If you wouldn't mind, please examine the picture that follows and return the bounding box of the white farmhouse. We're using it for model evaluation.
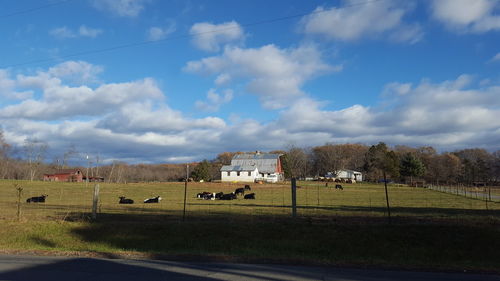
[334,169,363,182]
[221,152,284,183]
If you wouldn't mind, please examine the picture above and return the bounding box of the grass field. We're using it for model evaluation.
[1,180,499,272]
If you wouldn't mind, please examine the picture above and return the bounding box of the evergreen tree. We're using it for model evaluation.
[400,153,426,185]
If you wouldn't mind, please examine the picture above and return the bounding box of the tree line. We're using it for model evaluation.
[0,129,499,185]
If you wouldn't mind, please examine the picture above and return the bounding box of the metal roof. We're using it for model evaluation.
[230,153,281,174]
[221,165,258,172]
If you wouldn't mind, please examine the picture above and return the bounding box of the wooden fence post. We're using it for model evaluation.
[291,178,297,218]
[15,184,23,221]
[92,184,100,220]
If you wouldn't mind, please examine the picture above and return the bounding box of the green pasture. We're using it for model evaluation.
[0,180,498,222]
[1,180,500,272]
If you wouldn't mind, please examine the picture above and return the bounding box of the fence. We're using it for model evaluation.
[0,180,499,223]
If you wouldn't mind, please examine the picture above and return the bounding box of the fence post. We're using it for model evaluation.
[92,184,100,220]
[383,172,391,224]
[15,184,23,221]
[291,178,297,218]
[183,164,189,221]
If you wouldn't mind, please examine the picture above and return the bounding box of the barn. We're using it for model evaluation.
[221,152,283,183]
[43,169,84,182]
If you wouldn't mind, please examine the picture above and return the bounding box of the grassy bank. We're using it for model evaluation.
[0,217,499,272]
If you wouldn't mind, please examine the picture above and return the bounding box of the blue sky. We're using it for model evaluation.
[0,0,499,164]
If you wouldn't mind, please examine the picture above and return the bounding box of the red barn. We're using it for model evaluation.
[43,169,84,182]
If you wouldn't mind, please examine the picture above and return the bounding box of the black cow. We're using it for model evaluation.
[26,194,48,203]
[119,196,134,204]
[197,191,212,199]
[214,192,224,200]
[220,193,237,200]
[244,193,255,199]
[234,188,245,196]
[144,196,162,203]
[244,185,251,191]
[335,184,343,190]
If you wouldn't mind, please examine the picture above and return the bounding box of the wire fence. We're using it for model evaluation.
[0,180,499,223]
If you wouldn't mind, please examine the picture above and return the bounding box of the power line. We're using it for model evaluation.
[1,0,385,69]
[0,0,77,19]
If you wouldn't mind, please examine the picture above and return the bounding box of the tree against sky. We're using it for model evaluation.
[400,153,426,185]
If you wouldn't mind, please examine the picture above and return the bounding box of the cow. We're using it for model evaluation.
[335,184,343,190]
[214,192,224,200]
[244,193,255,199]
[144,196,162,203]
[118,196,134,204]
[234,188,245,196]
[220,193,237,200]
[26,194,48,203]
[197,192,212,199]
[244,185,251,191]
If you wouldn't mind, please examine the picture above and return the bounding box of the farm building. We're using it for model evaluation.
[221,152,284,183]
[333,169,363,182]
[43,169,84,182]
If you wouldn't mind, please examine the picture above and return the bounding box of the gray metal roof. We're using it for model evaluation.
[233,153,280,160]
[221,165,258,172]
[230,153,281,174]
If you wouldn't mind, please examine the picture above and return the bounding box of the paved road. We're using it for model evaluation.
[0,254,499,281]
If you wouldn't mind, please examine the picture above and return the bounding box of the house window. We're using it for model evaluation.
[227,172,230,176]
[268,173,271,176]
[237,171,240,176]
[248,171,251,176]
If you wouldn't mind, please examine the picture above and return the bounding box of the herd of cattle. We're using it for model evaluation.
[197,185,255,200]
[25,194,162,204]
[24,185,256,205]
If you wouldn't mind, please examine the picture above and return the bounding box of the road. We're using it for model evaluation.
[0,254,498,281]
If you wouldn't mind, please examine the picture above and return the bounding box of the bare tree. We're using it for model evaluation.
[23,138,48,181]
[0,129,11,179]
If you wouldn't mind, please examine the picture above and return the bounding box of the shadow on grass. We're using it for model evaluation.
[187,201,500,218]
[53,210,500,272]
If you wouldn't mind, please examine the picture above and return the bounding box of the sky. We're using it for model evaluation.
[0,0,499,165]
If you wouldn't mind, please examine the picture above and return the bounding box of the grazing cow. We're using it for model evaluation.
[144,196,162,203]
[220,193,237,200]
[244,185,251,191]
[118,196,134,204]
[244,193,255,199]
[26,194,48,203]
[214,192,224,200]
[234,188,245,196]
[335,184,343,190]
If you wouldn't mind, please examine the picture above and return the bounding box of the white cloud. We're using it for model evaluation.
[50,25,103,39]
[50,27,76,39]
[431,0,500,33]
[300,0,422,43]
[0,70,33,100]
[78,25,103,38]
[190,21,244,52]
[91,0,149,17]
[383,82,412,96]
[147,22,176,41]
[2,62,499,164]
[185,44,337,109]
[195,88,233,112]
[491,52,500,62]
